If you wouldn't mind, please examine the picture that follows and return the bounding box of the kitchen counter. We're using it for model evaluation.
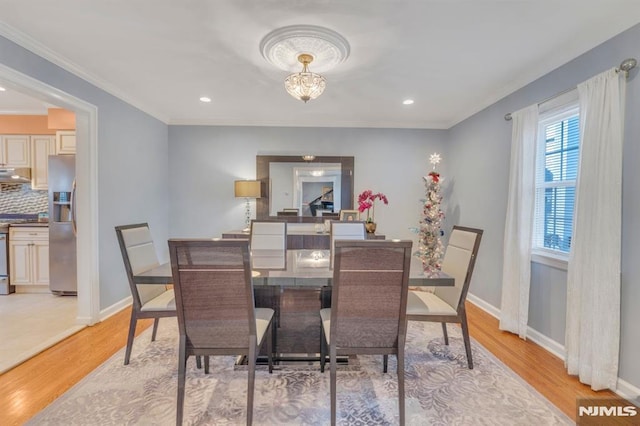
[9,222,49,227]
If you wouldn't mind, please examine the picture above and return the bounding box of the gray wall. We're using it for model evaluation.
[167,126,448,243]
[447,23,640,390]
[0,35,170,309]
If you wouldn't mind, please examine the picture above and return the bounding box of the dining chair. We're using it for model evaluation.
[320,239,413,426]
[250,220,287,269]
[168,238,274,426]
[329,220,366,268]
[407,225,483,369]
[115,223,176,365]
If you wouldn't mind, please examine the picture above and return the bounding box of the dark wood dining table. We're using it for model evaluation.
[133,248,453,362]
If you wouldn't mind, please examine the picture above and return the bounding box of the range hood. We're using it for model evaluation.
[0,167,31,183]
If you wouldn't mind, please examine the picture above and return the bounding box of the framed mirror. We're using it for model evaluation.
[256,155,354,220]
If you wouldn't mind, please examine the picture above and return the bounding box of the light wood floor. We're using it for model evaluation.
[0,302,620,425]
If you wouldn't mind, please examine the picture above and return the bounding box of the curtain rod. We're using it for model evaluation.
[504,57,637,121]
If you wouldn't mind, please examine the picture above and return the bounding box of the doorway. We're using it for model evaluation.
[0,63,99,370]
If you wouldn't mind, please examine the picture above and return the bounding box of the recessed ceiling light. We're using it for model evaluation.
[199,96,211,103]
[0,87,6,92]
[402,99,414,105]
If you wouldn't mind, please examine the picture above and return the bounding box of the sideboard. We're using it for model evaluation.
[222,225,384,250]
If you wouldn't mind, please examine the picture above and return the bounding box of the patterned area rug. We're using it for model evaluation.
[28,319,571,425]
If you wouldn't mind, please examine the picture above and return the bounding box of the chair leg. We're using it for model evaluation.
[196,356,202,369]
[151,317,160,342]
[204,356,210,374]
[383,355,388,373]
[460,311,473,369]
[272,315,278,363]
[248,338,257,426]
[124,311,137,365]
[330,345,337,426]
[320,326,327,373]
[176,336,187,426]
[441,322,449,345]
[267,321,274,374]
[397,350,405,426]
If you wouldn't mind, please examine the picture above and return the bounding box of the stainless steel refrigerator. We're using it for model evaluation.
[48,155,77,295]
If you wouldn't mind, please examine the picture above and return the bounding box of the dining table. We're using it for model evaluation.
[133,248,454,363]
[133,248,453,287]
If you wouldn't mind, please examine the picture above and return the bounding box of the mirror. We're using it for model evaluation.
[256,155,354,220]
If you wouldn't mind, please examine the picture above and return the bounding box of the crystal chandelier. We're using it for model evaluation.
[284,54,326,103]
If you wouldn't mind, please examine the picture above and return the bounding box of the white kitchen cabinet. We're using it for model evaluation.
[0,135,31,167]
[55,130,76,154]
[9,227,50,286]
[30,135,56,190]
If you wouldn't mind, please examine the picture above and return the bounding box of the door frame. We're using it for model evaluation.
[0,63,99,325]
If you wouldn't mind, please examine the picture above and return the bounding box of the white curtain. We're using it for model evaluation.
[565,68,625,391]
[499,105,538,339]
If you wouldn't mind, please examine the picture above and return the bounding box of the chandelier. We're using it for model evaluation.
[284,54,326,103]
[260,25,350,103]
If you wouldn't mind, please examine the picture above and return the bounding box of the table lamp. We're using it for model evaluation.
[234,180,261,231]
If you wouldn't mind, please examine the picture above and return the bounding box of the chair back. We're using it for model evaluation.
[250,220,287,251]
[250,220,287,269]
[331,240,413,349]
[168,239,257,350]
[115,223,166,310]
[330,221,366,268]
[434,226,483,313]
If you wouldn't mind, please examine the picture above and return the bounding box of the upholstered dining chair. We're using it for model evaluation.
[320,239,413,426]
[329,220,366,268]
[115,223,176,365]
[168,238,274,426]
[406,225,483,369]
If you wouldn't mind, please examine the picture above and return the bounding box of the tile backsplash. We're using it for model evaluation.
[0,183,48,214]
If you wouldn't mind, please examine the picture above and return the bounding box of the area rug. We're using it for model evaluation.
[28,318,571,425]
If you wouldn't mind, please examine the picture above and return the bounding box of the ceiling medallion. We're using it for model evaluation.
[260,25,350,102]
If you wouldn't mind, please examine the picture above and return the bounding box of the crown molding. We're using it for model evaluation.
[168,117,450,130]
[0,22,169,123]
[0,108,47,115]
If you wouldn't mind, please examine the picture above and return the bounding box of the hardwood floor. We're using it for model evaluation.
[0,302,620,425]
[0,309,154,426]
[464,302,620,420]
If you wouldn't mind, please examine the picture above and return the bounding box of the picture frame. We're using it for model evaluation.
[339,209,359,221]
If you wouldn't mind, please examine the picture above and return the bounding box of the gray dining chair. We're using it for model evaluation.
[329,220,366,268]
[320,239,413,426]
[250,220,287,269]
[407,225,483,369]
[115,223,176,365]
[168,238,274,426]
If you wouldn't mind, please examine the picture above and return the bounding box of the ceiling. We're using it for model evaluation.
[0,1,639,129]
[0,89,54,115]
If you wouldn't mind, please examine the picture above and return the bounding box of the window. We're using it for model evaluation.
[533,103,580,257]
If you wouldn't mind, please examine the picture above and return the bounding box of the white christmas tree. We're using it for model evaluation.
[414,153,445,276]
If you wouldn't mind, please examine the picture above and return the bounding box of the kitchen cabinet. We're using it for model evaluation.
[30,135,56,190]
[0,135,30,167]
[9,227,49,286]
[55,130,76,154]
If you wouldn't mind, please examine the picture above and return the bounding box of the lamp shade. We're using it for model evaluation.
[234,180,261,198]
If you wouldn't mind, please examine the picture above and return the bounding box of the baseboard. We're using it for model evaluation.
[468,292,566,359]
[616,378,640,401]
[525,326,565,361]
[467,292,640,401]
[466,292,500,319]
[99,295,132,322]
